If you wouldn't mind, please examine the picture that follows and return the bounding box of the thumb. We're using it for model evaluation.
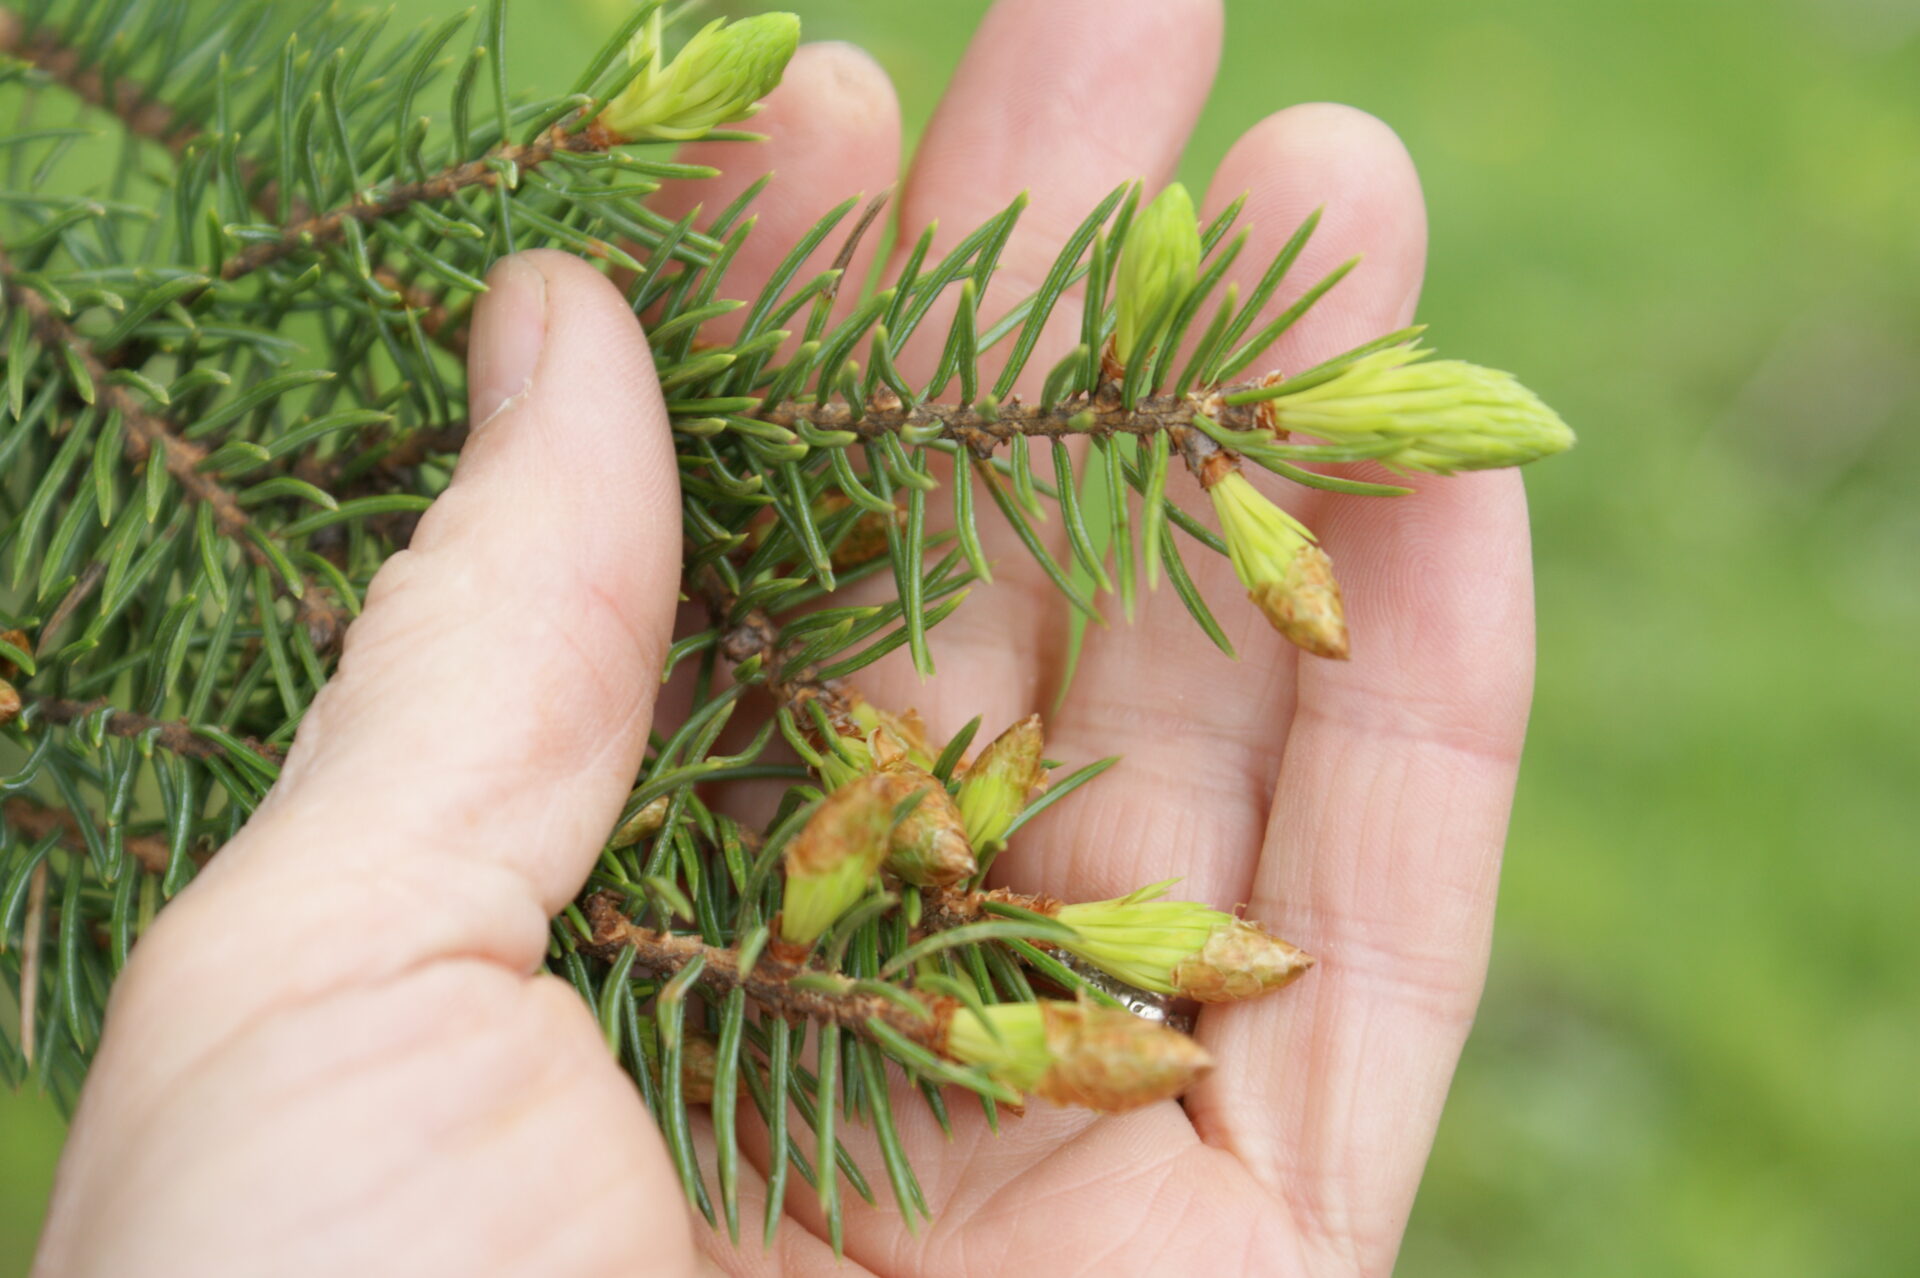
[259,247,681,907]
[101,250,682,1094]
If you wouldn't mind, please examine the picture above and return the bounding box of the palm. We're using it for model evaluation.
[679,1,1535,1273]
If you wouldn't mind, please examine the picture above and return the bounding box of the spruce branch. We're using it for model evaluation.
[0,9,199,158]
[0,248,350,647]
[0,0,1577,1234]
[762,381,1266,452]
[582,891,949,1050]
[15,696,283,765]
[1,797,172,876]
[215,119,619,285]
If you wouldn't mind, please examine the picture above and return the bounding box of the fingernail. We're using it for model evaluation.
[468,254,548,429]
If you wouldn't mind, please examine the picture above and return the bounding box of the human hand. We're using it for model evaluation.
[659,2,1531,1272]
[33,3,1533,1275]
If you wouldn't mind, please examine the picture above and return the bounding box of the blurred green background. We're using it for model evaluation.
[4,0,1918,1271]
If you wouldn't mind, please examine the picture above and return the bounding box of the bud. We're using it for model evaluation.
[608,794,672,849]
[0,678,19,727]
[846,694,937,772]
[816,699,936,791]
[955,715,1048,853]
[1209,470,1348,659]
[1113,183,1201,365]
[599,13,800,143]
[676,1028,724,1105]
[1054,883,1313,1002]
[779,774,893,946]
[944,1001,1212,1113]
[1258,346,1575,474]
[826,497,906,570]
[0,628,29,680]
[871,767,976,887]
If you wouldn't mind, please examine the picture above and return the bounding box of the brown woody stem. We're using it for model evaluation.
[917,885,1061,933]
[695,571,859,735]
[217,121,618,284]
[22,696,284,764]
[581,892,949,1049]
[763,384,1263,456]
[2,797,176,877]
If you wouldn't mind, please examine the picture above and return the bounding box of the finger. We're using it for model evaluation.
[852,0,1226,742]
[1026,104,1428,914]
[651,42,902,337]
[1192,402,1535,1260]
[894,0,1222,319]
[93,250,682,1106]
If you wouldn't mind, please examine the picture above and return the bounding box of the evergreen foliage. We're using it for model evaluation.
[0,0,1570,1244]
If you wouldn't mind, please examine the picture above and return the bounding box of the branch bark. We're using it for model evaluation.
[2,797,178,877]
[22,696,284,764]
[581,891,950,1049]
[216,121,619,284]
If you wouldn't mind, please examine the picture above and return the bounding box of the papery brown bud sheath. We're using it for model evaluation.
[1249,545,1349,661]
[1031,1002,1212,1112]
[873,767,976,887]
[779,774,894,946]
[1169,916,1314,1003]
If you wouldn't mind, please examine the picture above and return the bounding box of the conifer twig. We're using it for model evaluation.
[2,797,175,876]
[0,250,351,648]
[762,385,1263,453]
[0,8,198,156]
[0,9,468,346]
[216,121,619,284]
[20,696,284,764]
[696,571,858,734]
[581,891,949,1047]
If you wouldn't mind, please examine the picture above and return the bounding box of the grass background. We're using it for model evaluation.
[4,0,1918,1271]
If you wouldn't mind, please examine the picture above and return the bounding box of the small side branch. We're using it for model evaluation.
[0,9,199,157]
[2,796,175,876]
[696,572,858,735]
[217,121,619,284]
[320,379,1262,505]
[0,251,350,647]
[23,696,284,764]
[761,385,1264,455]
[917,885,1061,933]
[582,892,949,1048]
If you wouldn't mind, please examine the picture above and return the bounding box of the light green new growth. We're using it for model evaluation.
[1056,881,1224,995]
[1055,880,1312,1001]
[1258,345,1576,474]
[945,1003,1052,1093]
[1114,181,1201,363]
[601,12,800,141]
